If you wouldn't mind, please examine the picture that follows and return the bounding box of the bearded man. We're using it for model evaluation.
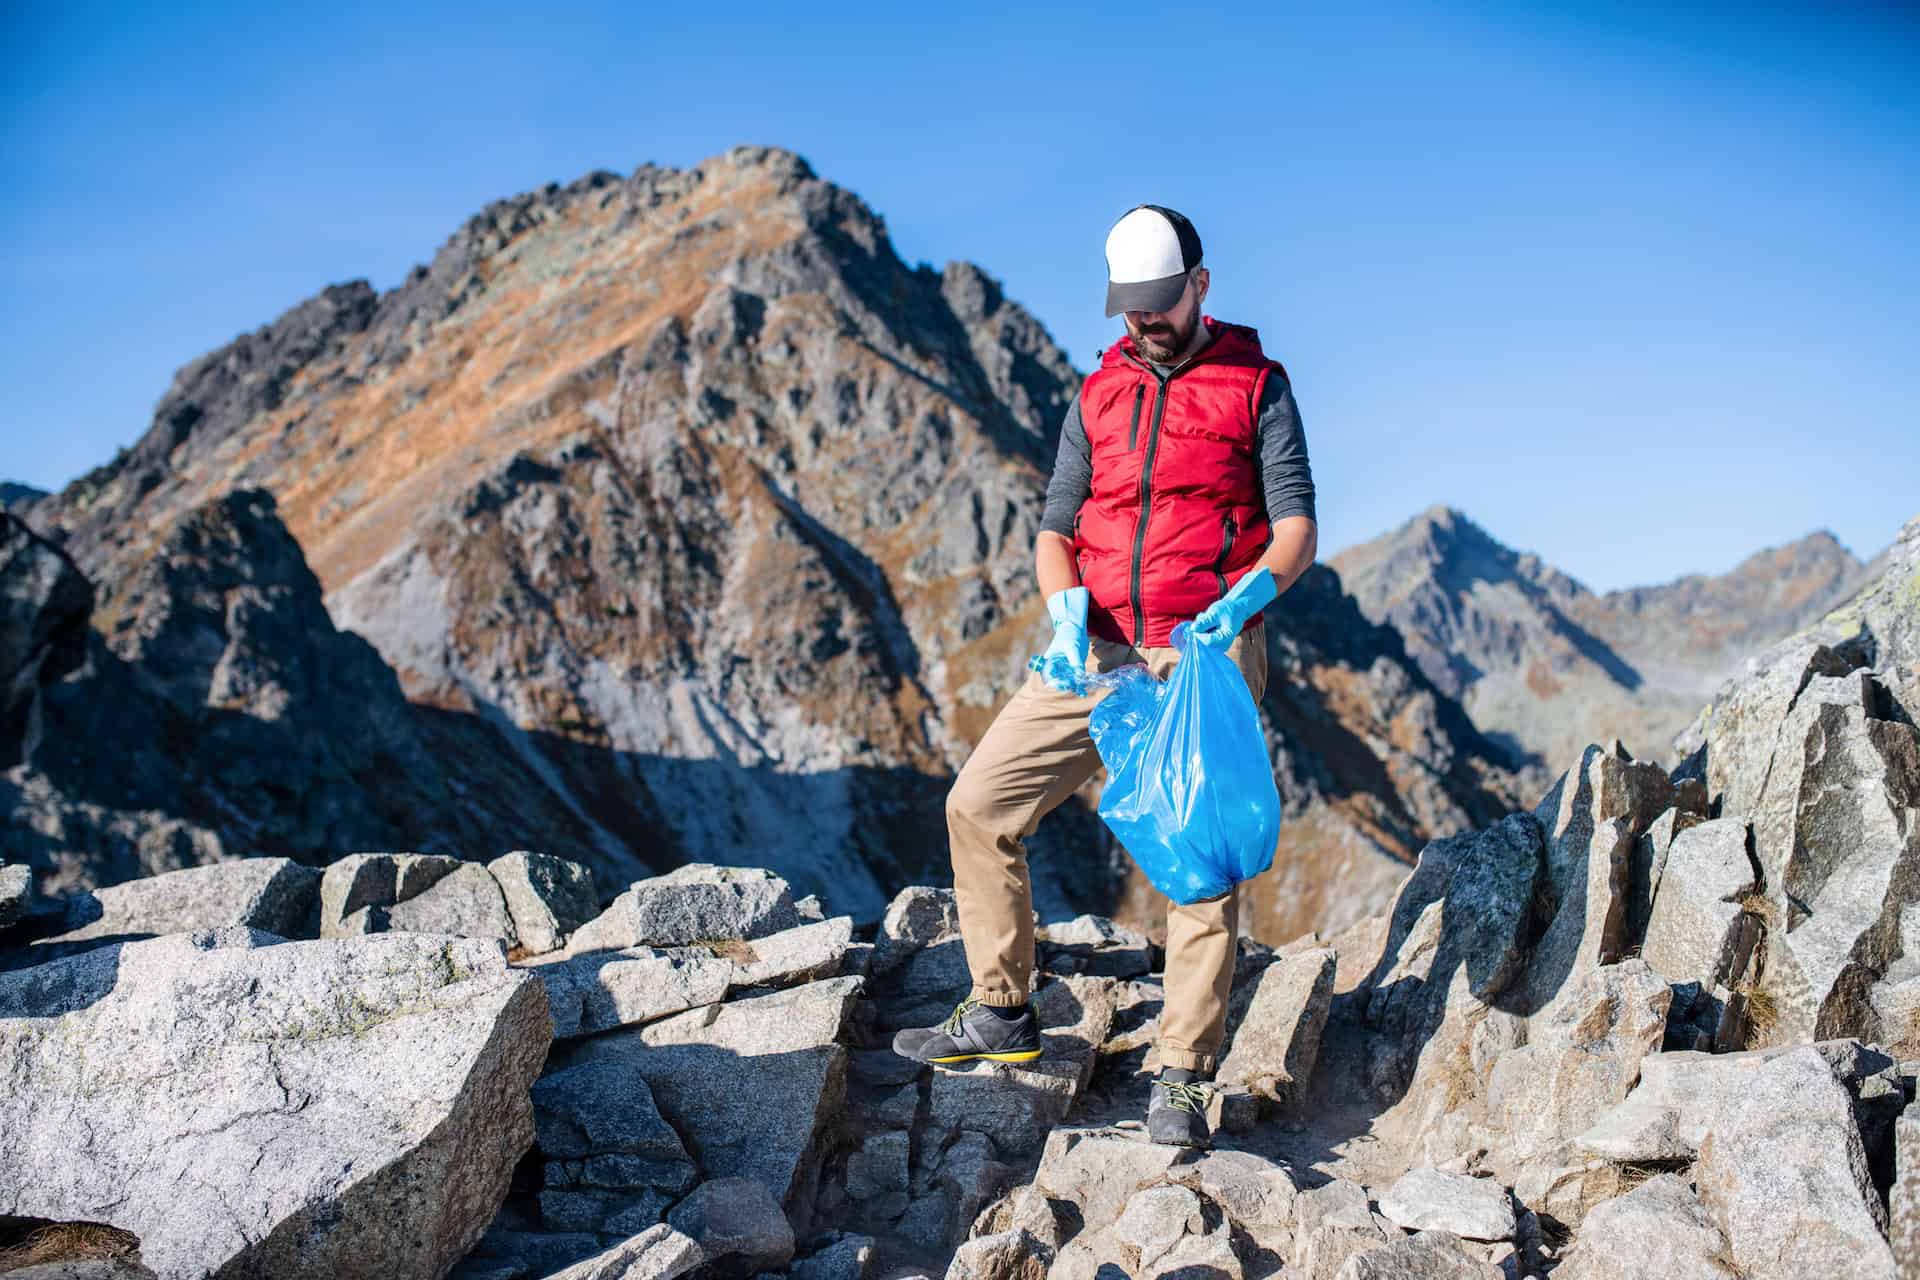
[891,205,1318,1148]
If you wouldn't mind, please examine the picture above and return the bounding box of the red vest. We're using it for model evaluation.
[1072,317,1283,646]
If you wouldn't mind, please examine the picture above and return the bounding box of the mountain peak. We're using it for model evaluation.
[1410,502,1471,531]
[1340,504,1585,603]
[1396,504,1517,560]
[1762,526,1857,569]
[711,143,818,182]
[34,145,1076,588]
[1799,527,1847,552]
[1334,501,1885,771]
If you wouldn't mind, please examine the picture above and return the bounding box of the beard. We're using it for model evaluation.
[1128,309,1197,363]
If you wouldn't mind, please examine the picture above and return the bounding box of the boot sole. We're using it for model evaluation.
[1147,1133,1211,1148]
[924,1048,1044,1064]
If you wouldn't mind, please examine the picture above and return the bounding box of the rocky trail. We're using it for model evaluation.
[2,143,1917,1279]
[2,511,1917,1278]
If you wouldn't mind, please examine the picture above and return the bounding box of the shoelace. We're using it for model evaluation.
[939,996,982,1036]
[1159,1079,1212,1114]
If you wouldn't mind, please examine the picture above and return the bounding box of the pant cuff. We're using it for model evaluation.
[1156,1045,1217,1075]
[970,985,1029,1008]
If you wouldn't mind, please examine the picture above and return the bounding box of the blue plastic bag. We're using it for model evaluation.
[1085,622,1282,905]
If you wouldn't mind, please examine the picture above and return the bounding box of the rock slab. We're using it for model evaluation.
[1332,1230,1500,1280]
[542,1223,706,1280]
[536,947,733,1039]
[1376,1168,1515,1241]
[488,850,599,955]
[666,1177,795,1274]
[1219,947,1336,1104]
[560,976,859,1224]
[24,858,321,959]
[320,852,515,941]
[569,864,803,954]
[1551,1173,1736,1280]
[1639,817,1760,990]
[1893,1101,1919,1279]
[1032,1127,1189,1236]
[0,930,551,1280]
[1694,1046,1896,1279]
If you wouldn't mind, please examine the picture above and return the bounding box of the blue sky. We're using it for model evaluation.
[3,2,1915,592]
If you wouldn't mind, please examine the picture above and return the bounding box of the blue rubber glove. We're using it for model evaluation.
[1027,586,1090,695]
[1189,567,1277,649]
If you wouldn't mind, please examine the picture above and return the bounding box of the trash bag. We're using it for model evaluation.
[1085,622,1281,905]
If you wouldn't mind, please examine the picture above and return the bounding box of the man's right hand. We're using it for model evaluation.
[1027,586,1090,695]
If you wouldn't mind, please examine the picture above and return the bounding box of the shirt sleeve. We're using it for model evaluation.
[1255,372,1316,524]
[1039,395,1093,539]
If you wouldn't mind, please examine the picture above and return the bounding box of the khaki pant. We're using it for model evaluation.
[945,623,1269,1074]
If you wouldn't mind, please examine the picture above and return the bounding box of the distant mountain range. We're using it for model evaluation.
[1330,504,1885,779]
[2,146,1519,945]
[0,483,46,509]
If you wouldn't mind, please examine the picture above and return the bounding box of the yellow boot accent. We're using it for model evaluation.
[926,1048,1043,1064]
[980,1048,1043,1062]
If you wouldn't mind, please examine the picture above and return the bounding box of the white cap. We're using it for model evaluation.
[1104,205,1203,316]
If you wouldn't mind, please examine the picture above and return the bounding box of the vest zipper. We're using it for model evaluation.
[1129,375,1171,644]
[1120,345,1209,646]
[1125,385,1145,450]
[1212,513,1239,598]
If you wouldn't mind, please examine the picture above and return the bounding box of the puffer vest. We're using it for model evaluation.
[1072,317,1283,646]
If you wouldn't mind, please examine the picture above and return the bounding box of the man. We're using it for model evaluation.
[892,205,1318,1147]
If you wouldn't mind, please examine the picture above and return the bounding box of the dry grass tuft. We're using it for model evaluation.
[0,1222,141,1273]
[1439,1051,1481,1113]
[1894,1004,1920,1061]
[695,938,759,965]
[1742,984,1779,1048]
[1615,1161,1675,1195]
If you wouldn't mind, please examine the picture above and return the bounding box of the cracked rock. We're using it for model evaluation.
[1376,1168,1515,1241]
[0,931,550,1280]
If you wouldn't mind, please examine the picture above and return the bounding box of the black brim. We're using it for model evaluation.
[1104,271,1189,317]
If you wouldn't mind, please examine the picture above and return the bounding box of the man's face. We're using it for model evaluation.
[1124,267,1208,363]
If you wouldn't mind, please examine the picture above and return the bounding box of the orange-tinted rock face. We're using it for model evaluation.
[19,146,1515,937]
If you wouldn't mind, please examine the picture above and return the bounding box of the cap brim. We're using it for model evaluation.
[1104,271,1188,317]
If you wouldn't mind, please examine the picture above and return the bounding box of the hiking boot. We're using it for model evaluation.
[1147,1067,1213,1147]
[891,995,1042,1065]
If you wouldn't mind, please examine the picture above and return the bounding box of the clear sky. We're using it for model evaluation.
[3,2,1915,593]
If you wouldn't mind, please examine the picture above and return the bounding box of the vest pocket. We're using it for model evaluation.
[1211,513,1239,597]
[1126,385,1145,450]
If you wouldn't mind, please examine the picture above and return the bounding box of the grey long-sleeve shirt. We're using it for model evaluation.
[1039,367,1316,539]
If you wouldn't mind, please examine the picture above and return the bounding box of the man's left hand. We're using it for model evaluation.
[1188,567,1277,648]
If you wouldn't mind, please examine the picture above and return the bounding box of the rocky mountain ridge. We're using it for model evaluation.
[9,145,1518,944]
[2,511,1916,1279]
[1330,504,1880,778]
[0,497,609,893]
